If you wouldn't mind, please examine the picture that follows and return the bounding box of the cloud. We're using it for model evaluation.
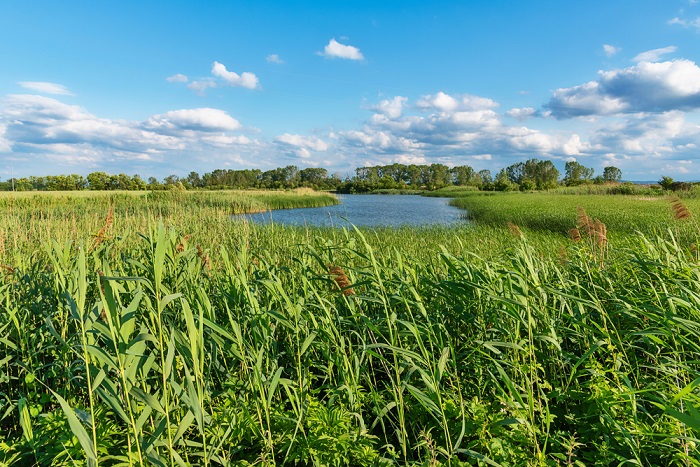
[472,154,492,161]
[187,79,217,94]
[335,90,700,178]
[586,112,694,171]
[266,54,284,64]
[171,62,260,95]
[416,92,498,112]
[166,74,189,83]
[417,91,459,112]
[506,107,537,120]
[2,94,181,152]
[336,91,583,169]
[145,108,241,133]
[603,44,621,57]
[633,46,677,62]
[5,81,700,181]
[669,16,700,30]
[545,59,700,118]
[211,61,259,89]
[372,96,407,119]
[0,94,266,176]
[274,133,329,158]
[319,38,364,60]
[0,124,11,152]
[18,82,74,96]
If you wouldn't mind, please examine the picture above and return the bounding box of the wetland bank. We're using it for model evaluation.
[1,188,700,466]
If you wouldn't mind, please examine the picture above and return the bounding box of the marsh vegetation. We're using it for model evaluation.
[1,188,699,466]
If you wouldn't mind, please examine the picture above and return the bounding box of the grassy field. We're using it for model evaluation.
[1,189,699,466]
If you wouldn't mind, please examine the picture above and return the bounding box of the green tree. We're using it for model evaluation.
[505,159,559,190]
[476,169,493,190]
[147,177,163,190]
[451,165,476,186]
[186,171,202,188]
[87,172,110,190]
[132,174,147,190]
[563,161,594,186]
[533,159,560,190]
[658,176,674,191]
[603,166,622,183]
[300,168,329,188]
[494,169,515,191]
[427,163,452,188]
[163,174,180,187]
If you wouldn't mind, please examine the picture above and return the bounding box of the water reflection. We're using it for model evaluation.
[237,194,465,227]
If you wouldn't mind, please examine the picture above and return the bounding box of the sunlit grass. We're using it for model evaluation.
[1,190,699,465]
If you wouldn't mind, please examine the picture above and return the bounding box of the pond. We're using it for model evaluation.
[238,194,466,227]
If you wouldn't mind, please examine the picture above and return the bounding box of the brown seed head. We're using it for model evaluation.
[92,207,114,249]
[507,222,523,239]
[576,207,594,236]
[175,234,191,253]
[671,198,692,220]
[196,245,211,270]
[328,265,355,296]
[569,228,582,243]
[594,219,608,247]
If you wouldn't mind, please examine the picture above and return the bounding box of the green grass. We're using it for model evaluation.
[1,190,699,466]
[442,190,700,238]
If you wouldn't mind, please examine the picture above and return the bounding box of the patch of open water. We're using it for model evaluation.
[238,194,466,227]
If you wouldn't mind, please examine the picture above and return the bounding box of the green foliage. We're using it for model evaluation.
[0,191,699,465]
[602,165,622,182]
[505,158,560,190]
[564,161,595,186]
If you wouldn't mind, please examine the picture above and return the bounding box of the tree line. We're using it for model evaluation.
[0,159,626,192]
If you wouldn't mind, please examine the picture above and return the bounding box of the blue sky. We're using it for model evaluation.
[2,1,700,181]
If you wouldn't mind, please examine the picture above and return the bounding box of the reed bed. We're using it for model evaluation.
[0,191,699,466]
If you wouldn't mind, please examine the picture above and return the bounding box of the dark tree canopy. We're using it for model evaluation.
[563,161,595,186]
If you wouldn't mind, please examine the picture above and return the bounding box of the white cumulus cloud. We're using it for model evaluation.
[603,44,621,57]
[19,82,74,96]
[146,108,241,133]
[416,92,498,112]
[545,59,700,117]
[211,62,259,89]
[372,96,407,119]
[506,107,537,121]
[172,62,260,95]
[417,92,459,112]
[275,133,329,151]
[319,38,364,60]
[0,94,263,175]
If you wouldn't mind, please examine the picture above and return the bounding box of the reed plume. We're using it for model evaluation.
[576,207,594,236]
[568,228,582,243]
[328,265,355,296]
[671,197,692,220]
[197,244,211,270]
[594,219,608,248]
[507,222,524,239]
[572,207,608,265]
[92,207,114,249]
[176,234,192,253]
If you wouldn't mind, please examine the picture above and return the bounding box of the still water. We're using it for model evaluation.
[239,194,465,227]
